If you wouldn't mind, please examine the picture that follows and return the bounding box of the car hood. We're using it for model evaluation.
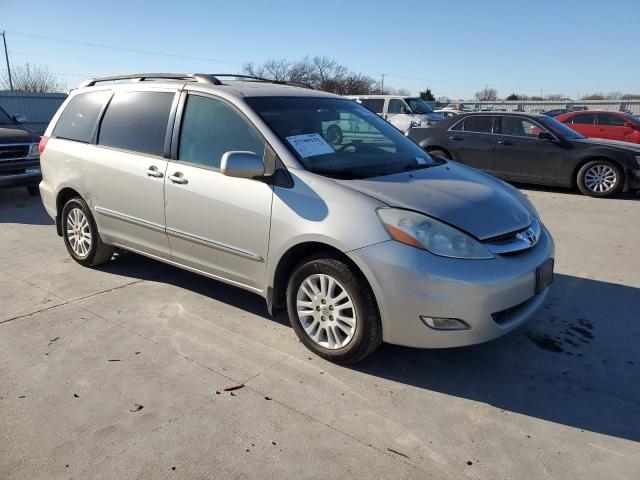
[337,162,533,240]
[0,126,39,144]
[574,137,640,152]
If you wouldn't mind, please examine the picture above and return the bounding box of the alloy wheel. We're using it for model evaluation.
[296,273,356,349]
[66,207,92,257]
[584,164,617,193]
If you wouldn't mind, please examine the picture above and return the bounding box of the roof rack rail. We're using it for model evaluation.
[78,73,221,88]
[209,74,314,89]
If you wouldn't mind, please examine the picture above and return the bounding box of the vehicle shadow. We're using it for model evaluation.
[0,188,54,225]
[352,273,640,443]
[514,182,640,200]
[100,251,640,443]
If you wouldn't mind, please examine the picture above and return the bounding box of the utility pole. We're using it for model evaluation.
[381,73,385,94]
[1,31,12,91]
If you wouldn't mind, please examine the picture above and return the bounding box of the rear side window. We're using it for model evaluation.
[572,113,595,125]
[597,113,627,126]
[454,115,493,133]
[53,90,111,142]
[387,99,405,114]
[98,91,175,156]
[359,99,384,114]
[178,94,264,169]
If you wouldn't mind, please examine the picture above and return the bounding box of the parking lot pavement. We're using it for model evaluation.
[1,187,639,480]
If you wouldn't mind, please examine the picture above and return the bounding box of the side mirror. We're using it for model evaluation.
[220,151,264,179]
[538,131,553,140]
[13,114,27,124]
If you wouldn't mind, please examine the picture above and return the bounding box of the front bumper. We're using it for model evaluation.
[0,167,42,188]
[348,227,554,348]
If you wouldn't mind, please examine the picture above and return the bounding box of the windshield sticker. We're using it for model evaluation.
[287,133,335,157]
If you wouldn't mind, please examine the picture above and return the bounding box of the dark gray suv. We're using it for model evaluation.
[0,105,41,195]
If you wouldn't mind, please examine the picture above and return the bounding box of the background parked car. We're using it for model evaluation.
[556,110,640,144]
[434,109,460,118]
[408,112,640,197]
[0,105,41,195]
[541,108,575,117]
[347,95,444,131]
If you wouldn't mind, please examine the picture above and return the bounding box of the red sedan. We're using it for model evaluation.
[556,110,640,143]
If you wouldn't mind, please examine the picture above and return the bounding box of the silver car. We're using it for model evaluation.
[39,73,554,364]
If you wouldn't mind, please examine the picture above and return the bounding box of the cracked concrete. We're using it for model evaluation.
[1,186,639,479]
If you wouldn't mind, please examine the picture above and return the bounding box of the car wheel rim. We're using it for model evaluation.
[296,273,356,350]
[584,165,617,193]
[66,207,92,257]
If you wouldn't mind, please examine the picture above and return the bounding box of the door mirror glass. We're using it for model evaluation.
[13,114,27,124]
[538,131,553,140]
[221,151,264,179]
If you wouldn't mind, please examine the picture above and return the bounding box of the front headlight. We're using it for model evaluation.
[377,208,493,259]
[28,143,40,159]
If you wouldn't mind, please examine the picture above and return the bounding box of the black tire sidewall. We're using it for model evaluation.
[327,125,343,145]
[61,198,99,266]
[286,257,372,363]
[577,160,622,197]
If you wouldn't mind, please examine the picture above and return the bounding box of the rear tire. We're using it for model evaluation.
[577,160,622,197]
[26,185,40,196]
[286,254,382,364]
[428,149,451,159]
[61,197,114,267]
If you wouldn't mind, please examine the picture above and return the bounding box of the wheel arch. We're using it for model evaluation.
[572,156,625,187]
[267,241,378,319]
[55,187,83,236]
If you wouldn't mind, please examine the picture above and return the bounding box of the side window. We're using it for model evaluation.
[359,99,384,114]
[387,99,406,114]
[98,91,175,156]
[461,115,493,133]
[53,90,112,142]
[598,113,627,126]
[572,113,596,125]
[501,117,542,138]
[178,94,264,169]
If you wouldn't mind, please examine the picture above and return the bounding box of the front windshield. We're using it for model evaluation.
[246,97,441,179]
[540,116,586,140]
[0,108,13,126]
[405,98,434,114]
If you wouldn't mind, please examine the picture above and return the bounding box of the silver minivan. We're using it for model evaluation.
[39,73,554,364]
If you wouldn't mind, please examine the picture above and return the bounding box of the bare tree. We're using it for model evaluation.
[544,93,567,100]
[0,63,66,92]
[581,93,605,100]
[474,87,498,101]
[242,56,401,95]
[621,93,640,100]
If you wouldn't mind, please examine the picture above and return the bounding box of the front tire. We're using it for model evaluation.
[62,197,114,267]
[286,254,382,364]
[577,160,623,197]
[428,148,451,159]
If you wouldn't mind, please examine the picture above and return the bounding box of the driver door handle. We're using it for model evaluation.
[145,165,164,178]
[449,135,463,141]
[168,172,188,184]
[498,140,513,145]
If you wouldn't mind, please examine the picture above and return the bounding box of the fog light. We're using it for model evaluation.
[420,316,470,330]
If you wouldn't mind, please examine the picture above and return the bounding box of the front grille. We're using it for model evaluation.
[0,144,30,160]
[484,218,542,255]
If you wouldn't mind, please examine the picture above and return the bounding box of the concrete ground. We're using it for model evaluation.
[1,185,639,480]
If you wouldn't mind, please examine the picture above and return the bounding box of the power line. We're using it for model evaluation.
[6,30,243,66]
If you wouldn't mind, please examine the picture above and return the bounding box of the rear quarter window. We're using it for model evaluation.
[98,91,175,156]
[359,99,385,114]
[52,90,112,142]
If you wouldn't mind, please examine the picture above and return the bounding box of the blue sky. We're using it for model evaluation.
[2,0,639,99]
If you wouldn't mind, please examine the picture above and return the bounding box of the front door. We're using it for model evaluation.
[164,92,273,292]
[492,116,565,183]
[568,112,598,138]
[596,113,631,141]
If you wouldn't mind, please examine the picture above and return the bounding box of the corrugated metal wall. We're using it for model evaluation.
[0,91,67,134]
[447,100,640,115]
